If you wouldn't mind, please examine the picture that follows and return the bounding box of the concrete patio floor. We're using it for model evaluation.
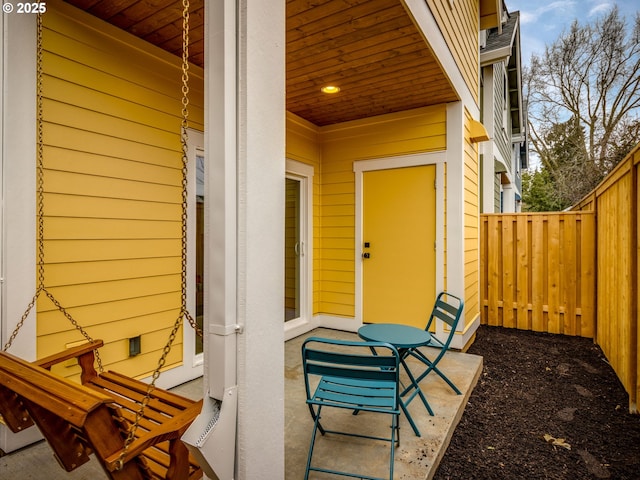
[0,327,482,479]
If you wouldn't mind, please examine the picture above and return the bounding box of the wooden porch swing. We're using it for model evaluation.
[0,2,204,479]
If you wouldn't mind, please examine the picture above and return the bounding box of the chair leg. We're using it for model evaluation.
[400,356,434,416]
[407,349,462,395]
[399,398,421,437]
[389,414,398,480]
[307,404,326,435]
[304,405,323,480]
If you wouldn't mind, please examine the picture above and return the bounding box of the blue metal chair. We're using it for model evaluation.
[401,291,464,398]
[302,337,401,480]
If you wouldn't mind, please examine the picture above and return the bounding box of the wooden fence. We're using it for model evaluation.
[574,146,639,413]
[480,212,596,336]
[480,144,639,412]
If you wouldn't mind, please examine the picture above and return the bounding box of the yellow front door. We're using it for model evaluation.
[362,165,436,327]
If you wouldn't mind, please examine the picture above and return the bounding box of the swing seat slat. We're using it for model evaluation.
[0,341,203,480]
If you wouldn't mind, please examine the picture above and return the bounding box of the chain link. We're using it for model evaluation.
[36,12,45,289]
[117,0,196,468]
[4,13,102,370]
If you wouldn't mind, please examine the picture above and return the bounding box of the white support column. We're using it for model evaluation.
[502,183,516,213]
[445,102,466,332]
[236,0,286,477]
[204,0,285,478]
[1,12,39,453]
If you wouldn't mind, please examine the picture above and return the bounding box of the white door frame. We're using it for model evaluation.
[284,159,316,340]
[353,152,446,326]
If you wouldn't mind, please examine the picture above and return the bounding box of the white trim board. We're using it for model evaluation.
[353,151,446,325]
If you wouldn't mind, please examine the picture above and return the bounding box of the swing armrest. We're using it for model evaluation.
[36,340,104,370]
[104,399,203,472]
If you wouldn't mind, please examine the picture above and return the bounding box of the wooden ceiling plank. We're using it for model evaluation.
[131,0,203,37]
[286,0,376,31]
[146,6,204,48]
[287,36,430,86]
[287,29,423,79]
[287,7,411,58]
[84,0,137,20]
[287,56,445,99]
[63,0,102,9]
[287,0,397,43]
[292,87,456,126]
[287,67,451,106]
[285,0,338,19]
[288,68,453,100]
[106,0,178,30]
[288,20,416,65]
[113,1,183,31]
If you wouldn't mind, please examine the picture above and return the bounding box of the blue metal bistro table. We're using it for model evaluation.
[358,323,434,437]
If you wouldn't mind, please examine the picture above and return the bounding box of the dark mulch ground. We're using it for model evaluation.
[433,325,640,480]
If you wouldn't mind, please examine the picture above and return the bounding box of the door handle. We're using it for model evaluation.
[362,252,370,259]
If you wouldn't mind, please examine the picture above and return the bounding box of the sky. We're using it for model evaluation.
[504,0,640,66]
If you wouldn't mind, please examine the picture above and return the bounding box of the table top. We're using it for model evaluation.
[358,323,431,349]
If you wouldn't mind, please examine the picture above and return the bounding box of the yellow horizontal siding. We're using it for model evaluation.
[43,98,179,150]
[46,331,184,381]
[45,170,182,202]
[322,106,446,159]
[321,270,356,283]
[37,3,204,374]
[44,239,181,263]
[286,112,321,164]
[45,258,180,286]
[45,193,182,221]
[45,217,180,240]
[44,123,181,168]
[41,311,182,349]
[317,303,354,317]
[463,109,481,325]
[38,292,181,336]
[426,0,480,103]
[44,146,179,184]
[43,54,204,131]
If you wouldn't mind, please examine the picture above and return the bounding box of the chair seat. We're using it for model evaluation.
[310,375,399,412]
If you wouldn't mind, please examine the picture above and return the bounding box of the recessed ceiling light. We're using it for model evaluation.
[321,85,341,94]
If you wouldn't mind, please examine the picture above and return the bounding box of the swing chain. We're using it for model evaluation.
[36,12,46,290]
[2,293,39,352]
[179,0,201,338]
[3,14,104,373]
[117,0,195,468]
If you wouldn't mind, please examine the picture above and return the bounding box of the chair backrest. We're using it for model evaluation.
[425,292,464,347]
[302,337,400,411]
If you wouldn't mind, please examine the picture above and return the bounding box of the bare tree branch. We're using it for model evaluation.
[523,6,640,210]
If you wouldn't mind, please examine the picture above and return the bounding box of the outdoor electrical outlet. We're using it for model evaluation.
[129,336,141,357]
